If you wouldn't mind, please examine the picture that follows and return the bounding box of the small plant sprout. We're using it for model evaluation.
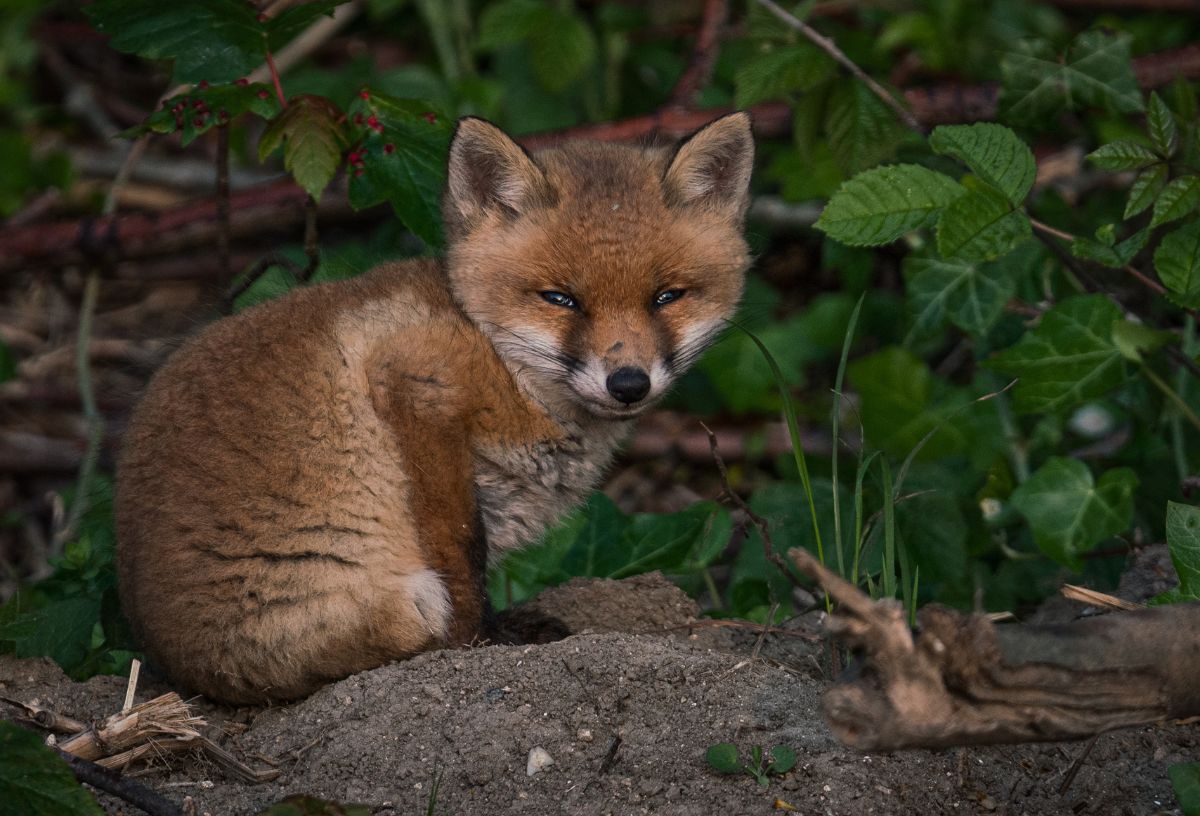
[705,742,797,787]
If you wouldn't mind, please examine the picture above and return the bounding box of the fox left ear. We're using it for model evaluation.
[662,112,754,221]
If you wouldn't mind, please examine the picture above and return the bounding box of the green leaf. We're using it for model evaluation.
[1147,92,1179,158]
[0,597,101,671]
[999,31,1144,125]
[86,0,265,84]
[825,81,904,176]
[256,794,371,816]
[929,123,1036,206]
[904,253,1018,337]
[1170,762,1200,816]
[987,295,1128,414]
[1155,222,1200,308]
[607,503,730,580]
[1087,140,1160,172]
[266,1,344,52]
[259,95,347,201]
[1009,458,1137,569]
[705,743,742,774]
[0,722,103,816]
[936,182,1031,262]
[1165,501,1200,599]
[769,745,797,775]
[476,0,548,48]
[1124,165,1167,219]
[1150,176,1200,229]
[128,82,280,146]
[477,0,596,92]
[815,164,965,246]
[347,92,452,247]
[1071,228,1147,269]
[733,44,834,107]
[1111,319,1173,363]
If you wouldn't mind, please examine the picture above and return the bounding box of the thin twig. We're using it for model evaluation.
[1030,218,1171,299]
[223,252,305,312]
[753,0,923,133]
[668,0,729,108]
[57,750,183,816]
[301,195,319,280]
[216,126,232,281]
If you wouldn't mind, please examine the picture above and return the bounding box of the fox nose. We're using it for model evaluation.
[606,367,651,404]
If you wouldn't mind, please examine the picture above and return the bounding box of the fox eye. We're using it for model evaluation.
[653,289,685,308]
[540,291,579,310]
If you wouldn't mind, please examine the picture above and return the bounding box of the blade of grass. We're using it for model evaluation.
[880,457,896,599]
[830,295,864,580]
[851,450,880,588]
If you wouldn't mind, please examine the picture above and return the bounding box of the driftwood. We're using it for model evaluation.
[788,547,1200,751]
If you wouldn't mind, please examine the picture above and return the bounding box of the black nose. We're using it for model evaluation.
[606,367,651,404]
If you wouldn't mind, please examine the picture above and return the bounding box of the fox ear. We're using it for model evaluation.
[444,117,553,237]
[662,112,754,221]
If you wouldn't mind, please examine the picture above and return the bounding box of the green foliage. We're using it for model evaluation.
[0,722,103,816]
[704,742,796,788]
[259,94,348,201]
[929,123,1035,206]
[477,0,597,93]
[130,82,282,145]
[1153,502,1200,603]
[815,164,964,246]
[1155,222,1200,308]
[1170,762,1200,816]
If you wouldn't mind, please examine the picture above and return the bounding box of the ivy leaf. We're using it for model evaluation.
[1086,140,1160,172]
[1000,32,1144,125]
[1125,165,1167,219]
[1072,228,1147,269]
[1154,221,1200,309]
[127,82,280,146]
[346,92,451,247]
[904,253,1019,337]
[259,95,347,201]
[0,722,103,816]
[734,44,834,107]
[929,123,1036,206]
[987,295,1127,414]
[1146,92,1178,158]
[815,164,965,246]
[1164,501,1200,599]
[1150,176,1200,229]
[936,182,1031,262]
[1009,458,1137,569]
[825,81,904,176]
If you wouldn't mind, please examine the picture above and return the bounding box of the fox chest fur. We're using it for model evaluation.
[115,113,754,704]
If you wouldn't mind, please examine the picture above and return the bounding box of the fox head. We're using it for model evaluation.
[442,113,754,420]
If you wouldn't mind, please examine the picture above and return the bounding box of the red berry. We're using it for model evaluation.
[171,102,184,114]
[193,116,204,127]
[383,143,395,154]
[236,78,249,86]
[353,113,364,125]
[423,112,437,124]
[366,115,379,127]
[258,89,270,99]
[359,89,370,100]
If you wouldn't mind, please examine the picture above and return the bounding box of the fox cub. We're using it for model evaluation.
[116,113,754,704]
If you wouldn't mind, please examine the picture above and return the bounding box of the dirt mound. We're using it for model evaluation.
[1,574,1195,815]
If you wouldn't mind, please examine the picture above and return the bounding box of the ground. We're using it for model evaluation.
[1,573,1195,816]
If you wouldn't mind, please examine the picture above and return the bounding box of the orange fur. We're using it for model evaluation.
[116,113,754,703]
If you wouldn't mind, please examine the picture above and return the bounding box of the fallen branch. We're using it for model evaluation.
[57,692,205,762]
[57,751,183,816]
[788,546,1200,751]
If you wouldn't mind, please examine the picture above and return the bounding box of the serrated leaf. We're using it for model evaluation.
[705,743,742,774]
[1125,165,1167,219]
[815,164,965,246]
[937,182,1031,261]
[347,92,451,247]
[1169,763,1200,816]
[0,722,103,816]
[1087,140,1160,172]
[734,44,834,108]
[987,295,1127,414]
[86,0,265,84]
[1164,502,1200,598]
[1000,32,1144,125]
[1010,458,1137,569]
[259,95,347,201]
[1155,222,1200,308]
[1150,176,1200,229]
[1071,228,1147,269]
[266,1,344,51]
[1147,92,1179,158]
[1111,319,1172,363]
[930,123,1036,205]
[904,254,1019,337]
[825,81,904,176]
[129,82,280,146]
[769,745,797,774]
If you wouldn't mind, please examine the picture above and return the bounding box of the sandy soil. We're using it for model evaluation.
[1,572,1195,816]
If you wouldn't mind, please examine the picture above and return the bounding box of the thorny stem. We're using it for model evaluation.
[754,0,923,133]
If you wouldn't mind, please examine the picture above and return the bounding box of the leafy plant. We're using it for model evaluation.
[0,722,102,816]
[705,742,797,788]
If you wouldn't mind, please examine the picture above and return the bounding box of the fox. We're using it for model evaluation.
[115,112,754,704]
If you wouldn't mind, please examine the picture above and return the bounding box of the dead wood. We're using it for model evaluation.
[788,546,1200,751]
[57,691,205,762]
[57,749,184,816]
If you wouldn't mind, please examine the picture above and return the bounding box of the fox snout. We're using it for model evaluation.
[606,366,651,404]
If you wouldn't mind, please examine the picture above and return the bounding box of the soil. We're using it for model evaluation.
[2,572,1196,816]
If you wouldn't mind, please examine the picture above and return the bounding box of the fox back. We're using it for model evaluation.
[116,113,754,703]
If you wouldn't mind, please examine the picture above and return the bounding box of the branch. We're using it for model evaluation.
[57,751,183,816]
[668,0,729,109]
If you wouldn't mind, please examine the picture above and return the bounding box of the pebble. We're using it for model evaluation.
[577,728,594,742]
[526,746,554,776]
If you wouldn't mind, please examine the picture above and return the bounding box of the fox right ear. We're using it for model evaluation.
[444,118,553,237]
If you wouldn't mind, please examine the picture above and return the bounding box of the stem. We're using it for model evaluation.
[1143,363,1200,434]
[216,125,231,281]
[302,195,319,280]
[993,384,1030,483]
[56,272,103,548]
[754,0,923,133]
[264,50,287,108]
[702,568,723,611]
[1029,217,1172,299]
